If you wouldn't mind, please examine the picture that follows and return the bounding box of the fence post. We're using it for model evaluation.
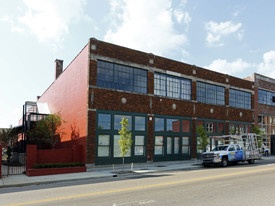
[26,145,37,172]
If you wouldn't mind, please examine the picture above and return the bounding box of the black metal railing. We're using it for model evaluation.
[1,152,26,176]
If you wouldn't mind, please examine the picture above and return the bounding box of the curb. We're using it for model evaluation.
[0,164,202,188]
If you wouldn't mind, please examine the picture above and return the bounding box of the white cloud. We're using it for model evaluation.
[1,15,25,33]
[0,107,22,128]
[173,0,191,25]
[174,10,191,24]
[11,26,25,33]
[205,21,243,47]
[1,15,13,24]
[104,0,188,58]
[206,58,253,75]
[19,0,89,43]
[257,51,275,78]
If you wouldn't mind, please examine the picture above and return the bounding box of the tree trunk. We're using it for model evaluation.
[122,155,125,171]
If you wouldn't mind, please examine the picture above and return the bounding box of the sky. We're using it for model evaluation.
[1,0,275,128]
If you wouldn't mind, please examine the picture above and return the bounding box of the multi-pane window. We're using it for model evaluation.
[97,112,147,160]
[154,116,191,157]
[97,60,147,94]
[229,89,251,109]
[206,123,214,133]
[197,82,225,105]
[182,137,189,154]
[154,73,191,100]
[258,89,275,106]
[154,136,164,155]
[134,136,145,156]
[98,135,110,157]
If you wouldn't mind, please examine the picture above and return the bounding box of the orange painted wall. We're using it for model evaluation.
[37,44,89,149]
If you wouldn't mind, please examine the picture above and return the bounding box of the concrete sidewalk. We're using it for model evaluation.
[1,156,274,188]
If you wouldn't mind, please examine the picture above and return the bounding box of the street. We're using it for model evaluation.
[1,161,275,206]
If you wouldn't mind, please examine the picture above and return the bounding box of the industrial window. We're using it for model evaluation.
[206,122,214,133]
[114,115,132,130]
[174,137,180,154]
[197,82,225,105]
[98,135,110,157]
[98,114,111,130]
[182,137,189,154]
[166,119,180,132]
[154,136,164,155]
[113,135,131,157]
[229,89,251,109]
[97,111,147,162]
[258,89,275,106]
[97,60,147,94]
[155,118,165,132]
[135,116,145,131]
[134,135,145,156]
[154,73,191,100]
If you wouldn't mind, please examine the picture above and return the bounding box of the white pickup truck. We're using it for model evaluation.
[201,134,261,167]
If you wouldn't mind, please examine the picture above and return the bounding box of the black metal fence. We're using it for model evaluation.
[1,152,26,176]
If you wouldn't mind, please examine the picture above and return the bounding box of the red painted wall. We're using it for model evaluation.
[26,145,86,176]
[37,44,89,158]
[37,149,74,164]
[26,145,84,169]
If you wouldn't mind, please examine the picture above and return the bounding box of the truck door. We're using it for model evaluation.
[235,145,243,161]
[228,145,236,161]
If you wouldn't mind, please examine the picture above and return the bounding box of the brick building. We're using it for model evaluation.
[246,73,275,155]
[33,38,255,165]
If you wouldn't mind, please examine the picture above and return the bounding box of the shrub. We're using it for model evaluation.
[33,162,85,169]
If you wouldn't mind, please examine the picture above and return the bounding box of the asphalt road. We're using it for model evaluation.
[1,161,275,206]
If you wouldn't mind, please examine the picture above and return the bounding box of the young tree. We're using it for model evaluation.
[197,125,209,152]
[118,117,132,168]
[0,125,18,148]
[252,125,263,148]
[28,113,65,149]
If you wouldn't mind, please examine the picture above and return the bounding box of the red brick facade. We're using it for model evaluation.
[37,38,255,164]
[251,73,275,151]
[86,38,254,162]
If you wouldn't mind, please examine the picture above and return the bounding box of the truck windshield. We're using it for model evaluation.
[212,146,228,151]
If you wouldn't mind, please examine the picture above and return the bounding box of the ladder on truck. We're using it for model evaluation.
[241,133,260,160]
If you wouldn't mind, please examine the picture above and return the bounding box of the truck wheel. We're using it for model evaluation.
[221,157,228,167]
[248,159,255,164]
[203,163,210,167]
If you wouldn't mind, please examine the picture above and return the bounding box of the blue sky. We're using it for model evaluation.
[1,0,275,128]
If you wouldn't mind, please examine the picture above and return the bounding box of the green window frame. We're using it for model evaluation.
[96,110,147,164]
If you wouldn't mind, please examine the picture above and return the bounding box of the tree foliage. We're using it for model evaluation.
[28,113,65,149]
[197,125,209,152]
[118,117,132,166]
[252,125,263,148]
[0,125,18,148]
